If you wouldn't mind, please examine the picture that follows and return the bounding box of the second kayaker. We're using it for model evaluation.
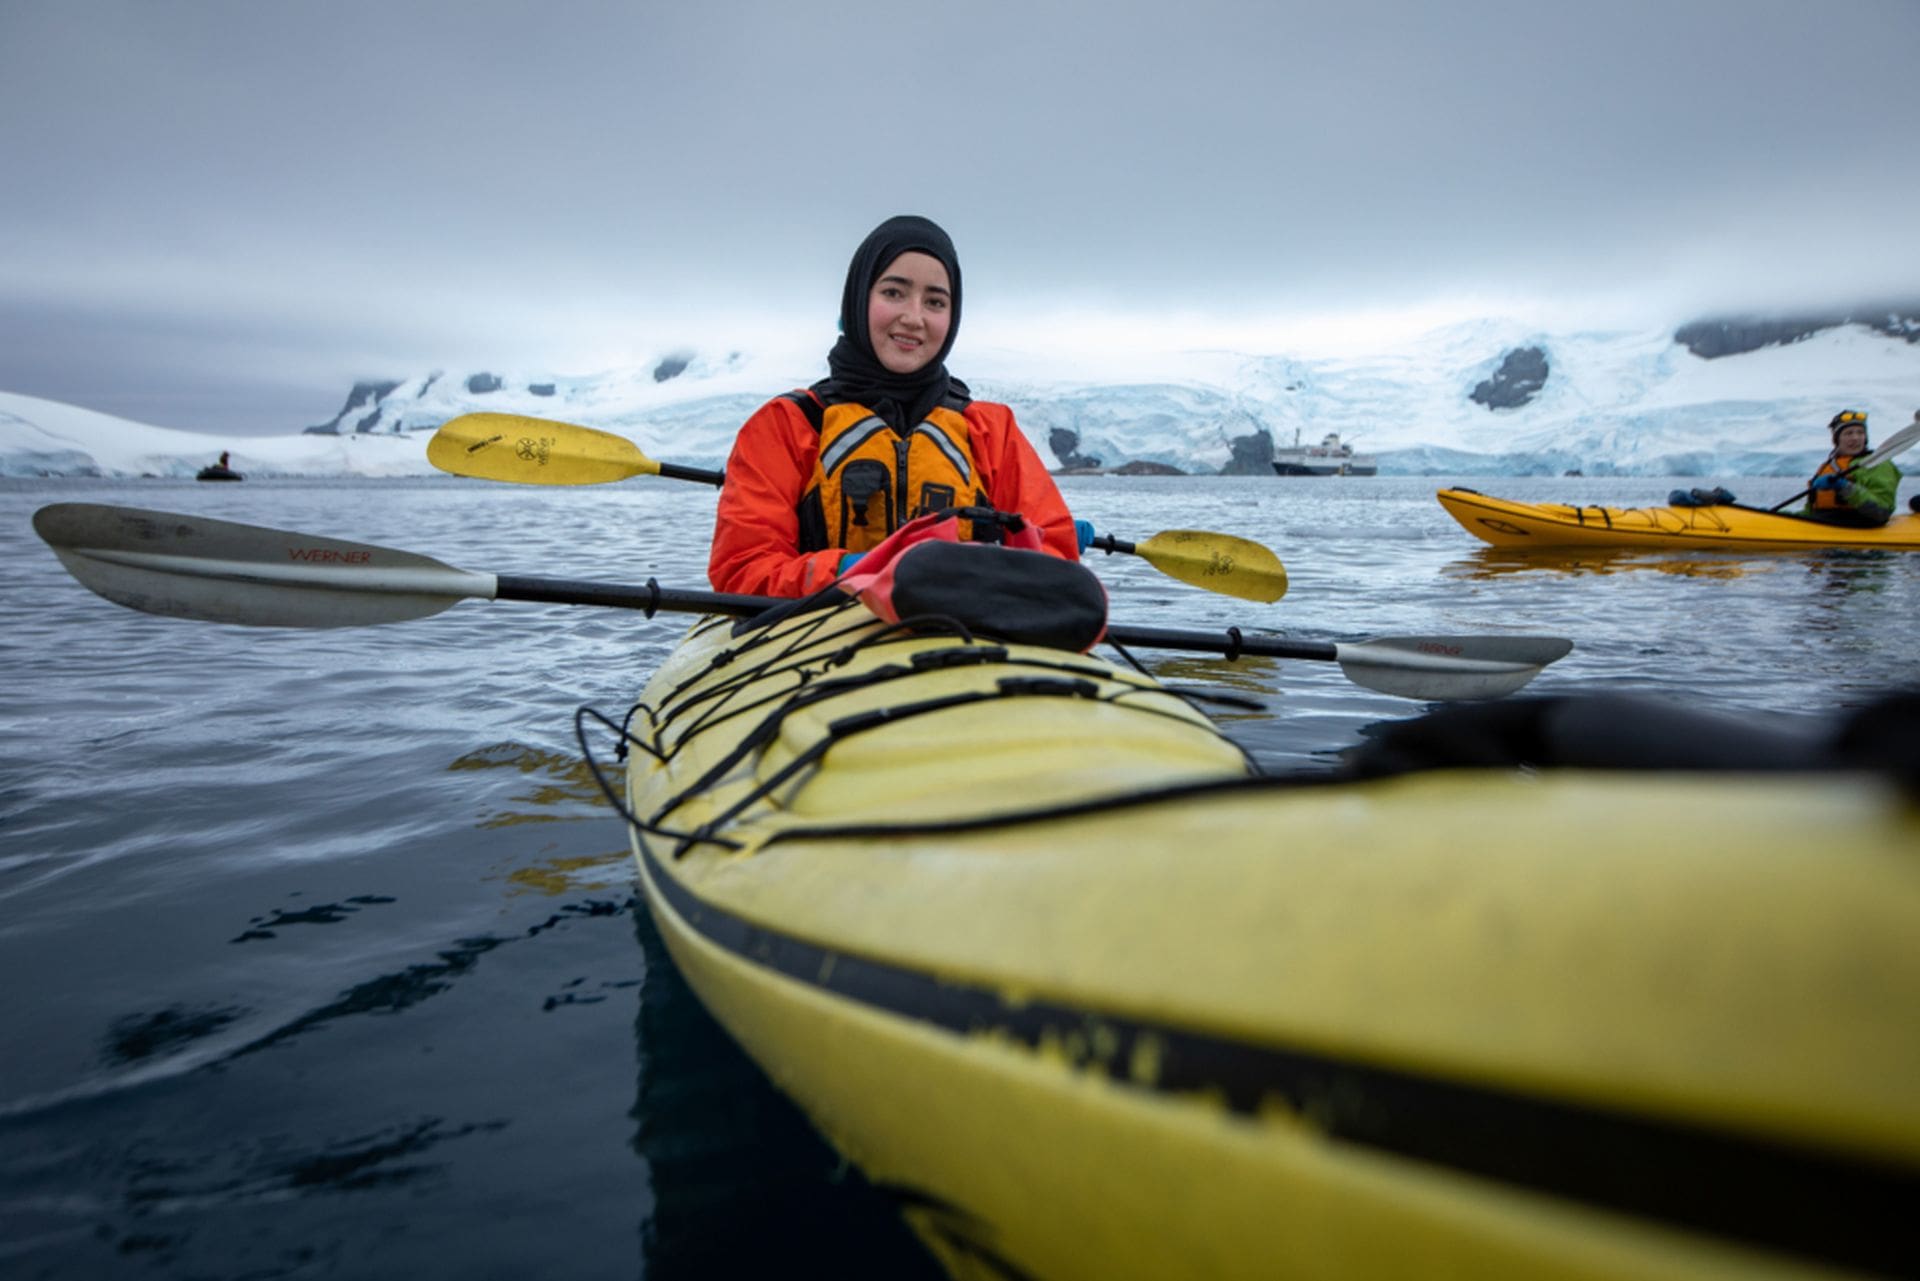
[1804,410,1901,527]
[708,215,1082,597]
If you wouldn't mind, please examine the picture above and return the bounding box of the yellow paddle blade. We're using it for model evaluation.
[1134,530,1288,603]
[428,413,658,486]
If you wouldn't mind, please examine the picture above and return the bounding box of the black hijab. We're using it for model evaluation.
[813,215,970,431]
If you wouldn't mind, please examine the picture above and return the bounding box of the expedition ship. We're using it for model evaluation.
[1271,431,1377,476]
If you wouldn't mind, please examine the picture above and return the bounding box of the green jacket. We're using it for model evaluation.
[1804,458,1902,523]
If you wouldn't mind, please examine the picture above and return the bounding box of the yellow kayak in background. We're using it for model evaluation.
[618,595,1919,1281]
[1437,486,1920,551]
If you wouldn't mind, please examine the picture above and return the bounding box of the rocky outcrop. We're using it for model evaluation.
[294,368,605,436]
[1471,347,1549,410]
[653,354,692,383]
[303,380,401,434]
[1221,427,1275,476]
[1675,305,1920,358]
[1048,427,1102,471]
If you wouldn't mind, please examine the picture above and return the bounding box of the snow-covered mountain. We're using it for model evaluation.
[0,393,428,480]
[6,316,1918,479]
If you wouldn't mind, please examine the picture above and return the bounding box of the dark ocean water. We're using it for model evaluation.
[3,472,1915,1279]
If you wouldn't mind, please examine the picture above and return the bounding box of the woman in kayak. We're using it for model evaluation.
[1804,410,1900,527]
[708,215,1082,597]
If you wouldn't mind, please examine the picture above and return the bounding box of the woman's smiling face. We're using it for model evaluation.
[866,251,952,375]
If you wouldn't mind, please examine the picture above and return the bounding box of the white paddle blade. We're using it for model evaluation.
[1334,635,1574,701]
[1862,417,1920,468]
[33,504,496,628]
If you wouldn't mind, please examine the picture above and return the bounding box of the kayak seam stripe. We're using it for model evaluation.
[632,829,1917,1276]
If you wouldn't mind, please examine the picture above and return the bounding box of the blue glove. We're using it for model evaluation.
[1073,519,1097,553]
[836,552,863,576]
[1811,474,1843,492]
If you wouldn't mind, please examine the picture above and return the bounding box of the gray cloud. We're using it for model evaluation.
[3,0,1916,433]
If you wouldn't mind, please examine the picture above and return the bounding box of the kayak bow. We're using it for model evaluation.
[618,593,1920,1281]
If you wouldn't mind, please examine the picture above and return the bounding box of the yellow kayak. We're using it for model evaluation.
[620,596,1919,1281]
[1437,487,1920,551]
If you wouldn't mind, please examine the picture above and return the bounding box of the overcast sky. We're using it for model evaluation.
[3,0,1917,434]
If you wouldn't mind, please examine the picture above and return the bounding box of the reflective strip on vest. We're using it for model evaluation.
[911,420,974,482]
[819,415,892,477]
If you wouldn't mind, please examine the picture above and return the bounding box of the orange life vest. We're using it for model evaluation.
[790,393,992,553]
[1811,453,1860,509]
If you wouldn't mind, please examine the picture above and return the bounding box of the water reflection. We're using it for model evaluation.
[629,907,944,1280]
[1798,550,1905,595]
[500,849,631,897]
[2,871,643,1278]
[448,740,611,827]
[1141,652,1282,721]
[1446,547,1765,580]
[442,732,944,1276]
[1446,545,1912,605]
[102,1005,247,1065]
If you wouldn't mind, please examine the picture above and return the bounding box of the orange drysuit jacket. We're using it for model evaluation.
[709,395,1079,597]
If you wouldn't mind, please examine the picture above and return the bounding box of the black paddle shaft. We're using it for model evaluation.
[496,574,766,617]
[1105,623,1337,663]
[495,575,1335,662]
[656,461,725,486]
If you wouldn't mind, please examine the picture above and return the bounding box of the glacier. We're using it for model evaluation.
[4,317,1918,480]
